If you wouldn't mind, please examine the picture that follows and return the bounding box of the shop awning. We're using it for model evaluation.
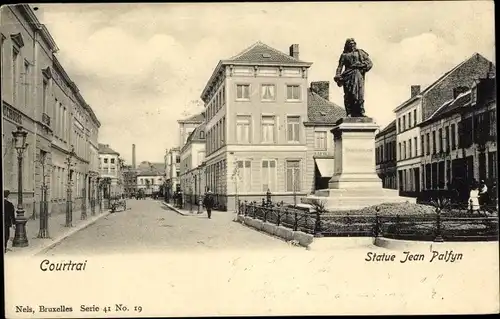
[315,158,334,177]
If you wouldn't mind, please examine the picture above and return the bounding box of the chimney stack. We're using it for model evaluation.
[132,144,136,169]
[410,85,421,98]
[311,81,330,101]
[289,44,299,60]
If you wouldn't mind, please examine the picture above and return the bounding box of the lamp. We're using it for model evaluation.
[12,126,29,247]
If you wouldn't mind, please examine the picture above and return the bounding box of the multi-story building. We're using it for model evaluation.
[375,120,397,189]
[179,122,206,202]
[393,53,493,197]
[178,112,204,149]
[303,81,346,192]
[419,74,496,201]
[1,4,100,218]
[164,146,180,199]
[122,165,137,197]
[136,161,164,196]
[98,143,123,197]
[200,41,312,210]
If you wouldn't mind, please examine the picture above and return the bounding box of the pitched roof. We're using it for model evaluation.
[376,119,396,137]
[306,89,346,124]
[186,123,206,144]
[420,90,472,126]
[228,41,307,64]
[98,143,119,155]
[136,161,164,176]
[393,52,490,112]
[177,112,205,124]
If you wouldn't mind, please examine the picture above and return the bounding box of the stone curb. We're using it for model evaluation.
[33,211,112,256]
[161,202,189,216]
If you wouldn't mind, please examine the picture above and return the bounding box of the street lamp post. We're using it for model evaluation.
[12,126,29,247]
[197,171,202,214]
[90,176,96,216]
[65,145,75,227]
[81,172,87,220]
[37,151,50,238]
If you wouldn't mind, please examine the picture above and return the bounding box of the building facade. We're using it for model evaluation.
[98,143,123,197]
[200,41,313,211]
[375,120,397,189]
[393,53,493,197]
[1,5,100,218]
[122,165,137,197]
[179,122,206,202]
[303,81,346,193]
[164,146,180,200]
[136,161,164,196]
[419,75,496,201]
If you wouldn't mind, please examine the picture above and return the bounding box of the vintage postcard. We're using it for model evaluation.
[2,1,498,317]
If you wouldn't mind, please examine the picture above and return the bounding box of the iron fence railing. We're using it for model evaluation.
[238,200,499,241]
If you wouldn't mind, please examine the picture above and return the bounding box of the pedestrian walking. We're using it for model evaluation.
[4,190,16,252]
[203,189,214,219]
[478,180,491,213]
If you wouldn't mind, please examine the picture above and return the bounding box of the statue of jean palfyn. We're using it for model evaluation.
[334,38,373,118]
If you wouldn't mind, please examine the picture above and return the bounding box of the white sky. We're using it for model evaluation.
[36,2,495,164]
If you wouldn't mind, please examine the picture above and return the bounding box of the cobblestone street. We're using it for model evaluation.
[44,199,293,255]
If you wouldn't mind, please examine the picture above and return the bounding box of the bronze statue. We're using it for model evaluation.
[334,38,373,117]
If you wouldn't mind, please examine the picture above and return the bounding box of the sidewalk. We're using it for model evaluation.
[6,207,111,257]
[161,201,235,218]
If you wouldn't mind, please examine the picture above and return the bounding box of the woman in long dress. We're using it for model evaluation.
[469,182,480,213]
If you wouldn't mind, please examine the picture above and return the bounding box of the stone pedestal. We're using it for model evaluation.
[302,117,415,211]
[328,117,381,189]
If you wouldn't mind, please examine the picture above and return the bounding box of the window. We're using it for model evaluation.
[450,124,456,150]
[23,60,30,108]
[200,130,205,139]
[236,116,251,143]
[104,158,108,164]
[414,137,418,157]
[408,139,412,158]
[402,115,406,131]
[287,116,300,142]
[261,116,275,143]
[398,118,401,133]
[261,159,277,192]
[261,84,275,101]
[398,142,401,160]
[286,85,301,100]
[438,128,443,153]
[176,155,180,163]
[413,109,417,126]
[488,152,497,179]
[445,126,450,152]
[236,160,252,192]
[236,84,250,100]
[176,170,180,177]
[408,112,412,128]
[286,160,301,192]
[403,141,406,159]
[426,133,430,155]
[314,131,327,150]
[12,46,19,104]
[111,158,115,164]
[432,131,436,154]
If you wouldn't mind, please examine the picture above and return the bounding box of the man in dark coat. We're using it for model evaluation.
[4,190,16,252]
[203,190,215,219]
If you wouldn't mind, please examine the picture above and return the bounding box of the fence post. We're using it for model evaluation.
[314,210,322,237]
[293,210,298,231]
[434,207,444,242]
[277,206,282,226]
[395,214,400,237]
[263,207,268,223]
[374,206,380,237]
[252,202,256,218]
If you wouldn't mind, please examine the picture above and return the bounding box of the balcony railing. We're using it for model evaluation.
[42,113,51,126]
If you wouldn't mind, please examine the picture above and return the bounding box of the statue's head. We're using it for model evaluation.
[343,38,357,52]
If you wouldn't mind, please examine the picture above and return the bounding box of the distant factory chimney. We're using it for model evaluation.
[132,144,136,169]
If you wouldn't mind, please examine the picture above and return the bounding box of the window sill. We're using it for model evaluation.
[285,100,302,103]
[235,98,251,102]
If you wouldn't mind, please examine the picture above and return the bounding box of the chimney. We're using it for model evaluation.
[132,144,136,169]
[289,44,299,60]
[311,81,330,101]
[453,86,469,99]
[410,85,421,98]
